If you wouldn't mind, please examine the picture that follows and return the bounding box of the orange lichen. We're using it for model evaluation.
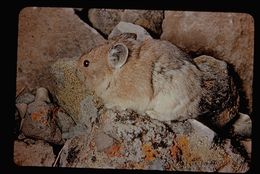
[170,144,181,160]
[31,108,49,126]
[142,143,157,161]
[105,143,122,157]
[171,135,201,165]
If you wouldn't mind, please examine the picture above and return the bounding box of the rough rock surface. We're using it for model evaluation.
[161,11,254,113]
[194,55,239,128]
[88,9,124,36]
[231,113,252,138]
[17,7,105,95]
[58,109,249,172]
[88,9,163,37]
[108,22,152,41]
[20,87,63,145]
[14,140,55,166]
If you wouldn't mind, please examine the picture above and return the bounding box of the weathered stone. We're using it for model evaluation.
[35,87,50,103]
[16,92,35,104]
[161,11,254,113]
[88,8,124,36]
[62,123,89,140]
[21,100,63,145]
[108,22,152,41]
[14,140,55,166]
[194,55,239,127]
[187,119,216,144]
[15,103,27,119]
[217,139,249,173]
[88,9,163,37]
[231,113,252,138]
[94,131,115,152]
[55,107,76,134]
[121,10,164,37]
[58,109,249,172]
[17,7,105,95]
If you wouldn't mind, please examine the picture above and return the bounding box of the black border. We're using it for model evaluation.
[3,0,258,174]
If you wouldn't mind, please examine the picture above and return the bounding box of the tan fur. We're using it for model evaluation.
[77,34,202,121]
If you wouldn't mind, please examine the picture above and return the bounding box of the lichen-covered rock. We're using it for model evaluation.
[88,9,163,37]
[14,140,55,166]
[161,11,254,113]
[58,109,249,172]
[21,88,63,145]
[17,7,105,95]
[194,55,239,128]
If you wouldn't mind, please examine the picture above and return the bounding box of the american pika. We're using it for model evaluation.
[77,33,202,121]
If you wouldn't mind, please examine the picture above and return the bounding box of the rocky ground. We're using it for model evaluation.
[14,7,253,172]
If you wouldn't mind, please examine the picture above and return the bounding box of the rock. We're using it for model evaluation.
[14,140,55,166]
[35,87,51,103]
[50,58,100,125]
[21,100,63,145]
[58,109,248,172]
[147,158,164,170]
[62,123,89,140]
[88,9,163,37]
[194,55,239,127]
[88,9,124,36]
[240,139,251,158]
[15,103,27,119]
[79,95,99,127]
[54,107,76,134]
[187,119,216,144]
[121,10,164,37]
[108,22,152,41]
[231,113,252,138]
[17,7,105,94]
[94,131,115,152]
[16,92,35,104]
[217,139,249,173]
[161,11,254,113]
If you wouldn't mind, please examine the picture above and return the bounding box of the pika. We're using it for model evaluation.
[77,33,202,121]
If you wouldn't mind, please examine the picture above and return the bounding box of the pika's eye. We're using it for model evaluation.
[83,60,90,67]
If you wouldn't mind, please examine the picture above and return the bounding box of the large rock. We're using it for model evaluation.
[58,109,249,172]
[88,9,163,37]
[194,55,239,128]
[14,140,55,166]
[21,89,64,145]
[17,7,105,95]
[161,11,254,113]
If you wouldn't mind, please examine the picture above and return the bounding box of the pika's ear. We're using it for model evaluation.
[108,43,128,69]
